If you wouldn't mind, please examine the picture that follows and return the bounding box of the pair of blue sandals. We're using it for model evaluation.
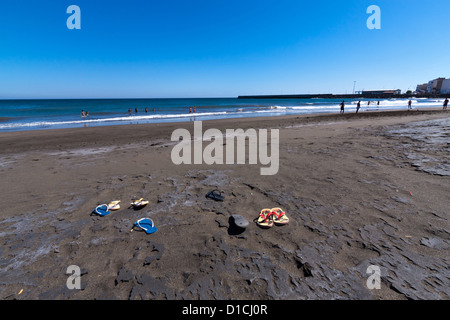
[93,204,157,234]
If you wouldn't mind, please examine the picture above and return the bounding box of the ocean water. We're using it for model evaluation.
[0,97,445,132]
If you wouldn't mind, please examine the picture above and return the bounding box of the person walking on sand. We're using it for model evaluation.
[356,101,361,114]
[443,98,448,110]
[340,100,345,114]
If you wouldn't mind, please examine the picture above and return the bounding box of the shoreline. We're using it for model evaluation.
[0,108,447,154]
[0,108,449,300]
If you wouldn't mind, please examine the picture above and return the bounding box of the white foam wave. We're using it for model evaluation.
[0,111,228,129]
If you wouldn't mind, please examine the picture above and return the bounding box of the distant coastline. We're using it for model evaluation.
[238,93,450,99]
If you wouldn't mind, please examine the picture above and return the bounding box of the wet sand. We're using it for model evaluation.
[0,109,449,300]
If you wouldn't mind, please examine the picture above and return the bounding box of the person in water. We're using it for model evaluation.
[81,110,86,117]
[356,101,361,114]
[408,100,412,110]
[340,100,345,114]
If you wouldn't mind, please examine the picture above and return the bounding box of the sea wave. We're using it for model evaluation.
[0,111,229,129]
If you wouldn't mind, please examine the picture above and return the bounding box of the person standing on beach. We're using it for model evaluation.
[356,101,361,114]
[408,100,412,110]
[340,100,345,114]
[443,98,448,110]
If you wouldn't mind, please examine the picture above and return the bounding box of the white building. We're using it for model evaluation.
[427,78,445,93]
[440,79,450,94]
[416,77,450,94]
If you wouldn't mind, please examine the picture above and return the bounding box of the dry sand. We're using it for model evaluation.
[0,109,449,300]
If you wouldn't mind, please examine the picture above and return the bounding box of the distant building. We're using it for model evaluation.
[427,78,445,94]
[440,79,450,94]
[416,83,428,93]
[359,89,401,95]
[415,77,450,94]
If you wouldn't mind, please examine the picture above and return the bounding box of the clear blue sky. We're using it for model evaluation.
[0,0,449,98]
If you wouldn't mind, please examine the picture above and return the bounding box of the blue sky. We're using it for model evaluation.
[0,0,449,98]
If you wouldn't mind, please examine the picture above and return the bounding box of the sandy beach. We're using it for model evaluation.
[0,109,449,300]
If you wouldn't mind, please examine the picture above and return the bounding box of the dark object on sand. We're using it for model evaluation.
[205,189,225,201]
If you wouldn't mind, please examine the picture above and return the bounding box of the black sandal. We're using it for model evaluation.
[205,189,225,201]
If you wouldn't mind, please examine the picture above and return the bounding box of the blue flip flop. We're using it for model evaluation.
[133,218,157,234]
[93,204,111,216]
